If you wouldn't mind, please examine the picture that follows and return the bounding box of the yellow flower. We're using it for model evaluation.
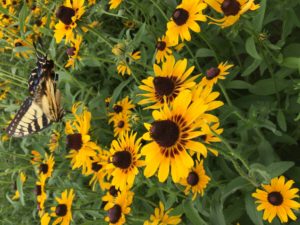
[12,172,26,200]
[179,160,210,200]
[0,81,10,100]
[109,96,135,121]
[252,176,300,223]
[54,21,76,44]
[205,0,260,28]
[166,0,207,45]
[109,0,123,10]
[32,16,47,34]
[142,90,208,182]
[39,154,55,180]
[200,62,233,87]
[112,43,125,56]
[144,201,181,225]
[41,213,51,225]
[13,38,32,58]
[66,103,100,175]
[36,175,47,214]
[106,132,143,190]
[139,55,197,109]
[112,113,132,137]
[65,35,83,68]
[155,35,176,63]
[104,190,133,225]
[30,150,42,165]
[117,50,141,76]
[51,189,75,225]
[48,130,60,153]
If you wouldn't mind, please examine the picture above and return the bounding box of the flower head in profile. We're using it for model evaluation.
[117,50,141,76]
[252,176,300,223]
[0,81,10,101]
[155,35,176,63]
[65,35,83,68]
[106,132,143,190]
[142,90,208,182]
[51,189,75,225]
[48,130,60,152]
[179,160,210,200]
[166,0,207,45]
[12,171,26,200]
[30,150,42,165]
[104,190,133,225]
[139,55,198,109]
[144,201,181,225]
[66,102,100,175]
[200,62,233,87]
[39,154,55,180]
[36,175,47,214]
[205,0,260,28]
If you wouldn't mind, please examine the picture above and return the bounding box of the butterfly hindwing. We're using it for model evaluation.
[6,97,52,137]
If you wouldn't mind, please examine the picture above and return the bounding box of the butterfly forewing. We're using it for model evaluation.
[6,97,52,137]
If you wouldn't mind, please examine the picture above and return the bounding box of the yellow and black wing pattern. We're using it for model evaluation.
[6,55,63,138]
[6,97,52,137]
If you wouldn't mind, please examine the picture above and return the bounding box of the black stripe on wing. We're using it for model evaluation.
[6,97,52,138]
[28,68,42,96]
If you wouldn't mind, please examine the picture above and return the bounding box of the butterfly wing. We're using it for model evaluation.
[6,97,52,137]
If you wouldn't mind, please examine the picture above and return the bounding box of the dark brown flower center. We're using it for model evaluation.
[112,151,132,169]
[206,67,220,80]
[150,120,180,147]
[66,133,83,151]
[156,41,166,51]
[109,186,119,197]
[35,185,42,196]
[14,42,23,47]
[35,19,42,27]
[92,162,102,172]
[66,47,76,56]
[117,120,125,128]
[187,171,199,186]
[55,204,68,216]
[108,204,122,223]
[113,105,123,113]
[200,135,207,141]
[172,8,189,26]
[221,0,241,16]
[153,77,175,97]
[39,163,49,174]
[56,6,75,25]
[268,192,283,206]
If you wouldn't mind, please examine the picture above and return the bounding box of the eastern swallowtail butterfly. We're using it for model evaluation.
[6,52,64,137]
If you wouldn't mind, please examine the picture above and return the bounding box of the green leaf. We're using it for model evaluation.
[252,0,266,32]
[225,80,252,89]
[221,177,249,202]
[109,77,133,108]
[16,173,25,206]
[245,195,264,225]
[249,78,290,95]
[276,110,287,131]
[195,48,215,58]
[133,23,146,46]
[241,59,262,77]
[267,161,295,178]
[245,37,261,60]
[183,200,208,225]
[281,57,300,73]
[19,4,28,38]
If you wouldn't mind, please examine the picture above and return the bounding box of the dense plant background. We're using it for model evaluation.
[0,0,300,224]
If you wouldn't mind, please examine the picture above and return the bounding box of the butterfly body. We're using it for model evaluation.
[6,55,63,137]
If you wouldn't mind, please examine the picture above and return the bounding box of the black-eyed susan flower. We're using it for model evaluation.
[166,0,207,45]
[117,50,141,76]
[66,102,100,175]
[51,189,75,225]
[112,43,125,56]
[139,55,198,109]
[205,0,260,28]
[36,176,47,213]
[179,160,210,200]
[109,0,123,10]
[89,149,110,191]
[106,132,143,190]
[155,35,175,63]
[32,16,47,34]
[142,90,208,182]
[111,113,132,137]
[109,97,135,121]
[144,201,181,225]
[48,130,60,153]
[54,0,85,43]
[39,154,55,180]
[252,176,300,223]
[200,62,233,87]
[41,213,51,225]
[13,38,32,58]
[102,185,121,205]
[65,35,83,68]
[0,81,10,100]
[104,190,133,225]
[12,171,26,200]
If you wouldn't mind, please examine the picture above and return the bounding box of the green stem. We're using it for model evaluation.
[88,27,113,48]
[185,44,203,74]
[149,0,169,21]
[198,33,220,63]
